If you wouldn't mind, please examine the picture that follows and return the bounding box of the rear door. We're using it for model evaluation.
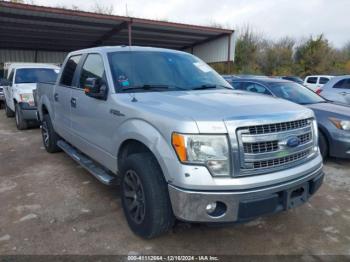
[69,53,117,171]
[54,55,82,141]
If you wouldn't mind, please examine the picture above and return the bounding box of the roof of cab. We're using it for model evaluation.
[68,45,188,56]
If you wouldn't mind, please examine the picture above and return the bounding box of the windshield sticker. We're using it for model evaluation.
[54,69,60,74]
[193,62,212,73]
[118,75,130,87]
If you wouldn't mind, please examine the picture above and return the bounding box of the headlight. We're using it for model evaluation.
[20,93,34,106]
[172,133,230,177]
[329,118,350,131]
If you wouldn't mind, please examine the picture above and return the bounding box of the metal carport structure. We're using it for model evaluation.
[0,1,235,66]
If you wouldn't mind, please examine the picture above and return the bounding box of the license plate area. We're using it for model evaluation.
[285,183,309,209]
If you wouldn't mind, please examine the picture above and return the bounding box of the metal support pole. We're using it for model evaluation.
[227,33,232,73]
[128,21,132,46]
[34,50,38,62]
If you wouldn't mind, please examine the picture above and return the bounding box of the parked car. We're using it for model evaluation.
[304,75,333,93]
[36,46,323,238]
[276,76,304,85]
[3,63,59,130]
[318,75,350,105]
[227,77,350,159]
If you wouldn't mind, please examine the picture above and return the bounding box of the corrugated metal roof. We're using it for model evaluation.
[0,1,233,52]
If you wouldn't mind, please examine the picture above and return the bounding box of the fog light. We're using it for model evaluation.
[205,201,227,218]
[206,202,217,214]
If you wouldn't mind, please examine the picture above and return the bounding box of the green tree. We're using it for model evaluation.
[294,35,333,77]
[234,26,262,74]
[258,37,295,75]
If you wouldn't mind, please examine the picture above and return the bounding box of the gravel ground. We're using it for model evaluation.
[0,111,350,256]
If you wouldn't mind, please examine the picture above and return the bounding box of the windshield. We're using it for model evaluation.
[108,51,231,92]
[15,68,59,84]
[268,82,325,104]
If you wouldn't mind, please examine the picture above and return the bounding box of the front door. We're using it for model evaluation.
[70,53,118,171]
[333,78,350,104]
[53,55,82,141]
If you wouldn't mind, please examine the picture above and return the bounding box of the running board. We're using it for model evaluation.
[57,140,119,186]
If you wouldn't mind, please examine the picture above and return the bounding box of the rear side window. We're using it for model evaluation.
[319,77,330,84]
[333,79,350,89]
[60,55,81,86]
[79,54,105,88]
[306,77,317,84]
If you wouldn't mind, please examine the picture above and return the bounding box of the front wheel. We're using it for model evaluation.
[5,101,15,118]
[120,153,175,238]
[41,114,61,153]
[15,104,28,130]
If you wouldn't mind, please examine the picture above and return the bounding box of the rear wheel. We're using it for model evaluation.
[42,114,61,153]
[120,153,175,238]
[15,104,28,130]
[319,131,328,160]
[5,101,15,117]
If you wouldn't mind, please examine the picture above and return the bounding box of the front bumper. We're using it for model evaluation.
[18,102,38,121]
[329,131,350,159]
[168,165,324,223]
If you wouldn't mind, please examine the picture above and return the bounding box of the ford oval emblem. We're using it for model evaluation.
[286,137,301,148]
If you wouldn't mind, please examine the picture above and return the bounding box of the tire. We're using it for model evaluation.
[319,131,328,160]
[120,153,175,239]
[15,103,28,130]
[41,114,61,153]
[5,101,15,117]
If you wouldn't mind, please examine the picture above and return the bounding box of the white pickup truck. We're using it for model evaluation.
[3,63,59,129]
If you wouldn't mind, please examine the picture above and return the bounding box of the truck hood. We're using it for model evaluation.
[13,83,37,93]
[133,90,313,132]
[306,102,350,118]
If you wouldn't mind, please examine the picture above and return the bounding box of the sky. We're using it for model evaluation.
[31,0,350,48]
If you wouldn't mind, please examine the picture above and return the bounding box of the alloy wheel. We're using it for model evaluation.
[123,170,146,224]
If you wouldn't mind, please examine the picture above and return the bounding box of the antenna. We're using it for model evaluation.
[125,3,128,16]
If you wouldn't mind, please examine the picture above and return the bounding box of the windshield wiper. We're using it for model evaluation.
[191,84,232,90]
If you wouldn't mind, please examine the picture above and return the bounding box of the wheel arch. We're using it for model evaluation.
[114,119,176,182]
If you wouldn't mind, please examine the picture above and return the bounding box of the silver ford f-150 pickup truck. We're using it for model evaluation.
[36,46,324,238]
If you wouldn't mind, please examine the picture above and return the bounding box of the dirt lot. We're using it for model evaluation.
[0,111,350,256]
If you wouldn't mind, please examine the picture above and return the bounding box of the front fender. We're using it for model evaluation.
[113,118,177,182]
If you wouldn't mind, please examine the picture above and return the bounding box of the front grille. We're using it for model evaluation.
[252,150,310,169]
[298,132,312,144]
[246,119,309,135]
[244,141,279,153]
[236,118,316,176]
[243,132,312,154]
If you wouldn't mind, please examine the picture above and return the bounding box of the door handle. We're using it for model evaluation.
[71,97,77,108]
[340,92,348,95]
[54,93,59,101]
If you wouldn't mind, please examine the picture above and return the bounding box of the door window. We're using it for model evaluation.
[306,77,317,84]
[79,54,105,88]
[333,79,350,89]
[319,77,330,84]
[60,55,82,87]
[7,70,14,84]
[241,82,271,95]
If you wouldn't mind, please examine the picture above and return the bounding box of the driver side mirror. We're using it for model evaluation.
[0,78,11,86]
[84,78,108,100]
